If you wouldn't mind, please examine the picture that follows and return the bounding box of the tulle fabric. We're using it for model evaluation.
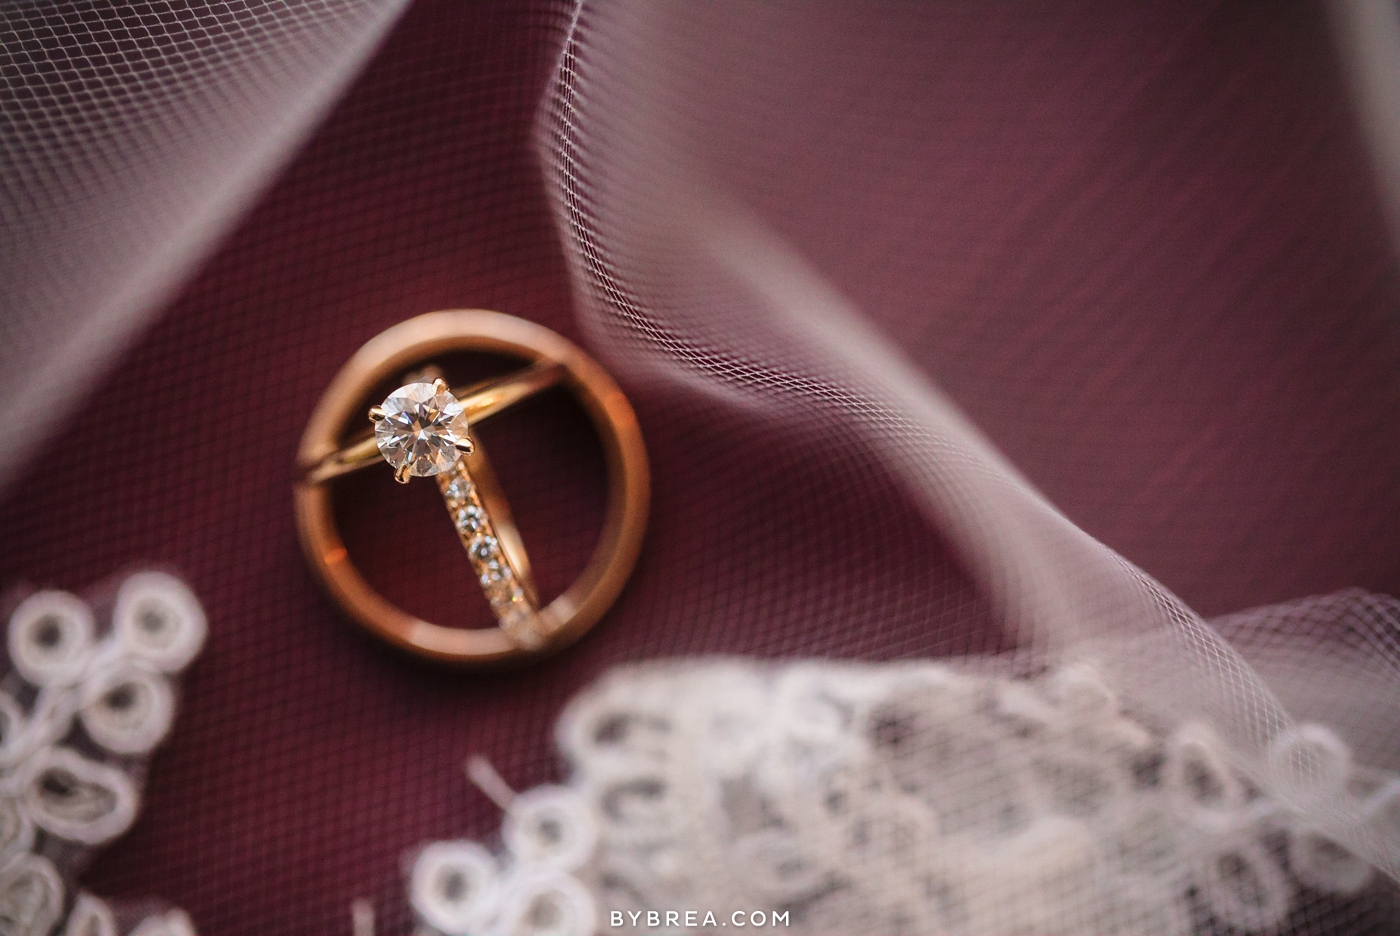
[0,0,409,486]
[542,0,1394,865]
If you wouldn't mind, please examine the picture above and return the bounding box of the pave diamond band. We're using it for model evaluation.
[437,459,541,647]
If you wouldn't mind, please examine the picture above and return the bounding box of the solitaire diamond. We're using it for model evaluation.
[373,383,470,477]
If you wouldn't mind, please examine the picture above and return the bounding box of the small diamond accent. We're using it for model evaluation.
[455,505,483,534]
[479,560,511,586]
[372,382,470,477]
[468,535,498,561]
[444,477,473,503]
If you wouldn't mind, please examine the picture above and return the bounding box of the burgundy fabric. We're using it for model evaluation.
[1,1,1398,933]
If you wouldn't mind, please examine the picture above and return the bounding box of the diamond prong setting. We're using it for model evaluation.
[371,382,471,478]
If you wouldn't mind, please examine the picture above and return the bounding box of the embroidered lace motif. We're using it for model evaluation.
[1,572,206,936]
[410,656,1399,936]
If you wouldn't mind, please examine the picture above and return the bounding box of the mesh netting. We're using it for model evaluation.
[0,0,408,487]
[2,1,1400,934]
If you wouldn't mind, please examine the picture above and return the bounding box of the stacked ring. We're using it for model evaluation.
[294,310,649,666]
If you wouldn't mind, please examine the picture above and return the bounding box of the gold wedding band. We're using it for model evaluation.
[294,310,649,666]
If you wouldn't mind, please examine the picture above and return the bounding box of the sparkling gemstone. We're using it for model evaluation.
[469,535,498,561]
[444,477,473,502]
[455,505,483,533]
[480,561,511,586]
[373,383,470,477]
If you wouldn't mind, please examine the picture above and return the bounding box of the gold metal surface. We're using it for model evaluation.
[293,310,650,666]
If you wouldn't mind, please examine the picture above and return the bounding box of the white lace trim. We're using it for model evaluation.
[2,571,206,936]
[409,657,1400,936]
